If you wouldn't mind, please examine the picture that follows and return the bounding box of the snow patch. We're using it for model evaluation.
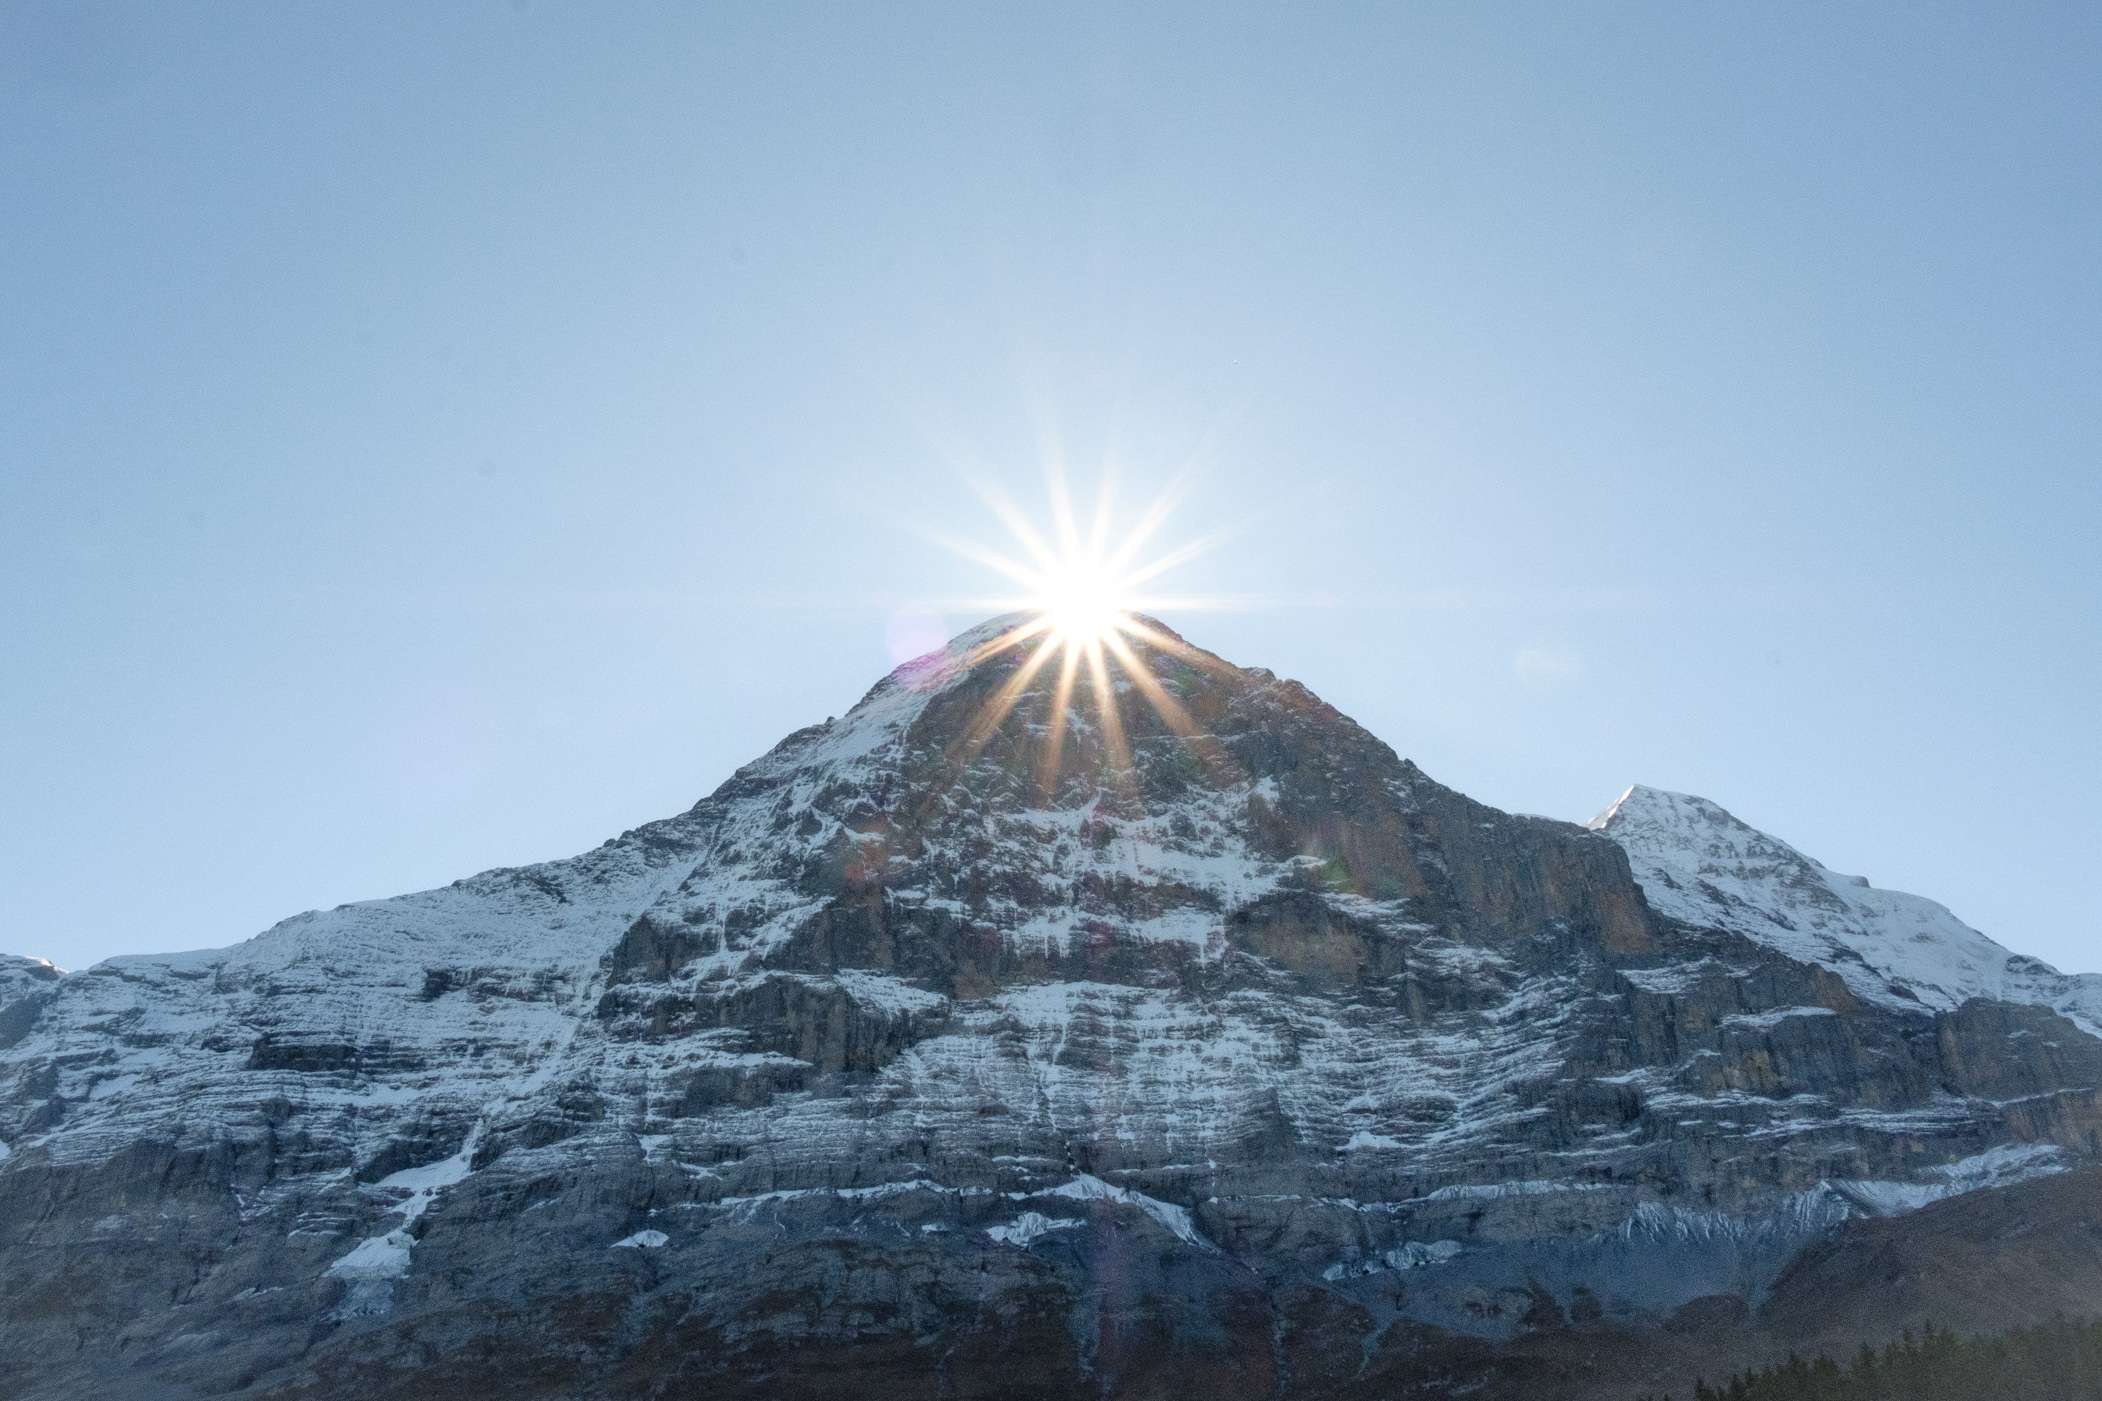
[830,969,948,1015]
[324,1230,414,1281]
[1323,1239,1464,1280]
[1721,1006,1837,1031]
[1619,959,1743,995]
[325,1125,483,1284]
[986,1212,1085,1247]
[1833,1143,2070,1216]
[1032,1174,1212,1249]
[1425,1180,1611,1201]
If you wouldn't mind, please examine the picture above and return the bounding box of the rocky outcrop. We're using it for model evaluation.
[0,617,2093,1399]
[0,954,61,1051]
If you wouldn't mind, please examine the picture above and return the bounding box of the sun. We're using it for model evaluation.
[917,470,1241,789]
[1038,562,1127,649]
[926,470,1221,653]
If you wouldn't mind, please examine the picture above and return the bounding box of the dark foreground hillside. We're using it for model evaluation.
[1641,1317,2102,1401]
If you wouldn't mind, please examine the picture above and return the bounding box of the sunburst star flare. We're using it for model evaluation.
[919,476,1250,796]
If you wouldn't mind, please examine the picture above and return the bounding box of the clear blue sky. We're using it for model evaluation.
[3,3,2096,972]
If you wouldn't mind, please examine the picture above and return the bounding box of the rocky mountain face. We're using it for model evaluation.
[0,955,62,1095]
[1,617,2097,1401]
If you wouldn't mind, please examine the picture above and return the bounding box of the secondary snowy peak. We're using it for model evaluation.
[1590,784,2102,1034]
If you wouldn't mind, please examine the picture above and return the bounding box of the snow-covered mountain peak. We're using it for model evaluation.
[745,611,1208,789]
[8,623,2102,1397]
[1587,783,1729,833]
[1591,783,2102,1034]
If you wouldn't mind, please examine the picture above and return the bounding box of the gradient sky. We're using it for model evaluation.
[4,3,2097,973]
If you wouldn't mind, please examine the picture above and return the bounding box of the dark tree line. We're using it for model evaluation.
[1636,1317,2102,1401]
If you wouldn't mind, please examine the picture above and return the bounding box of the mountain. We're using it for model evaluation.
[1,616,2097,1401]
[1591,784,2102,1035]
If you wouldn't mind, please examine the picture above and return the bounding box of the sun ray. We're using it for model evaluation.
[1114,616,1245,679]
[1036,642,1085,797]
[1082,637,1136,795]
[1100,628,1239,784]
[1100,475,1187,578]
[954,631,1062,763]
[915,469,1267,796]
[967,480,1064,579]
[1118,528,1230,592]
[1116,593,1268,615]
[958,614,1056,669]
[1085,475,1116,560]
[1098,630,1199,738]
[1046,463,1084,561]
[913,525,1052,595]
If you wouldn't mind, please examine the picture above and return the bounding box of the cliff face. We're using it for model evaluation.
[0,953,60,1034]
[0,617,2095,1400]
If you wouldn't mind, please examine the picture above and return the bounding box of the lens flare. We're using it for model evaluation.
[1039,561,1127,649]
[922,471,1243,788]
